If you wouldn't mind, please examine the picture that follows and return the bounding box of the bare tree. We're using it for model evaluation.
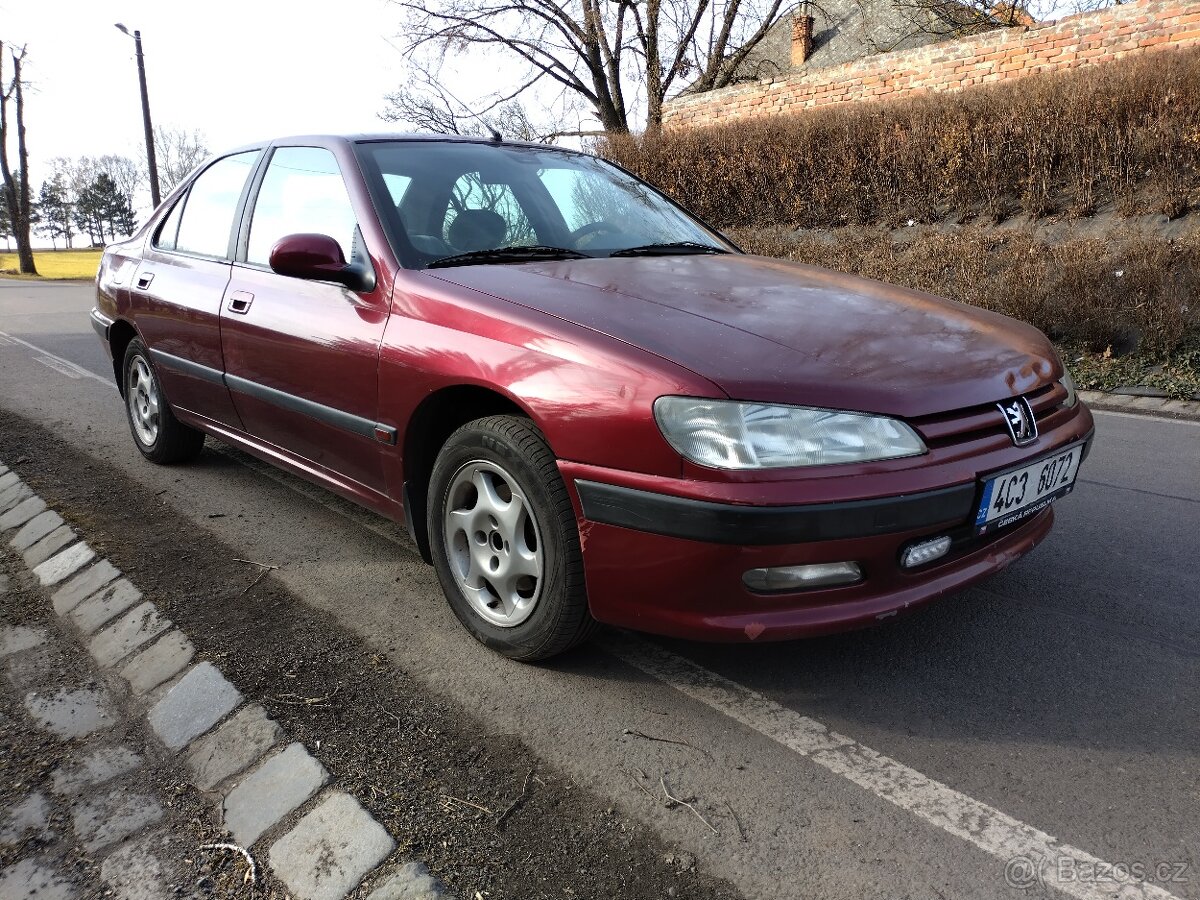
[149,126,209,195]
[390,0,791,133]
[1063,0,1124,12]
[0,42,36,275]
[883,0,1041,37]
[0,191,11,250]
[382,65,579,142]
[383,81,468,136]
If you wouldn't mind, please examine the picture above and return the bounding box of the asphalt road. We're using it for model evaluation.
[2,278,1199,900]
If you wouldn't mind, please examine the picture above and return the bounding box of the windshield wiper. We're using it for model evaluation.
[426,245,588,269]
[609,241,729,258]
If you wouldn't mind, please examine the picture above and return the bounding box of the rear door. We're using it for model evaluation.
[219,144,391,493]
[132,151,260,429]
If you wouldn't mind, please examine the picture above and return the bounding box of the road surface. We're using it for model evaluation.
[2,278,1198,899]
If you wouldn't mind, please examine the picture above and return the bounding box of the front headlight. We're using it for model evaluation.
[653,397,927,470]
[1060,368,1078,408]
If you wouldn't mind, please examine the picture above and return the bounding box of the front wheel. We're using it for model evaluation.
[427,415,596,661]
[122,338,205,464]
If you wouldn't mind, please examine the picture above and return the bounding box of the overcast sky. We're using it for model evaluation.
[0,0,447,181]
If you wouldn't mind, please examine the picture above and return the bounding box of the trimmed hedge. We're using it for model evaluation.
[602,48,1200,228]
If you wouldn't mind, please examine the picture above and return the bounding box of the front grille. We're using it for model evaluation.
[909,382,1068,449]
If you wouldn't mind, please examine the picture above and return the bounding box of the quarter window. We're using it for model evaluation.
[152,196,185,250]
[247,147,358,266]
[173,152,258,258]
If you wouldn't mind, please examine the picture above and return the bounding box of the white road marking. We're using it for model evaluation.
[0,330,112,388]
[34,356,82,379]
[605,636,1182,900]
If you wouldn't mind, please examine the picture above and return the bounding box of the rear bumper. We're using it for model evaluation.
[564,408,1093,642]
[90,308,114,345]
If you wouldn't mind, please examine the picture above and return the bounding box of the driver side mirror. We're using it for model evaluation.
[268,233,374,292]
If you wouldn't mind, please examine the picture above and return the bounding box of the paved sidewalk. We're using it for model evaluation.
[0,458,452,900]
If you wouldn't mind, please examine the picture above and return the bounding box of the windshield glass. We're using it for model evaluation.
[358,141,733,267]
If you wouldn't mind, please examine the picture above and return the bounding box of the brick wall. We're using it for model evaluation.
[663,0,1200,128]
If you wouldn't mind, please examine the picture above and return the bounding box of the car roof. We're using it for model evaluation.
[223,132,571,155]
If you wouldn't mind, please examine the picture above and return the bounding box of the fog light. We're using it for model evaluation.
[742,562,862,592]
[901,536,952,569]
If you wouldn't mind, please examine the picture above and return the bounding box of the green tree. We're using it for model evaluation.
[38,176,73,249]
[73,177,105,246]
[95,154,142,207]
[104,184,137,237]
[74,173,136,244]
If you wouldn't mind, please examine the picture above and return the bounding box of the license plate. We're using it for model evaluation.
[975,443,1082,535]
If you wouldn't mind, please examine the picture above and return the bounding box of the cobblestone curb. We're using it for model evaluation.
[0,458,454,900]
[1079,389,1200,422]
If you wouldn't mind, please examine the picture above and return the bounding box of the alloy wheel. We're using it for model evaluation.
[442,460,543,627]
[127,355,160,447]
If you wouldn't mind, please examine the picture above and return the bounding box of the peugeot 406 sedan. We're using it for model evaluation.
[91,134,1094,660]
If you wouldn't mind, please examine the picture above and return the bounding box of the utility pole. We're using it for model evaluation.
[115,24,161,208]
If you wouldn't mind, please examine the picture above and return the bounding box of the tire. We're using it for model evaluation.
[122,338,205,464]
[427,415,597,661]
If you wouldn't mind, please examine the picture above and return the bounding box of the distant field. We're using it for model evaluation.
[0,248,103,280]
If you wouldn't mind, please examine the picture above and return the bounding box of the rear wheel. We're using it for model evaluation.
[122,339,205,464]
[428,415,596,661]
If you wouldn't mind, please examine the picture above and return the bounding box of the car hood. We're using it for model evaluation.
[429,254,1059,418]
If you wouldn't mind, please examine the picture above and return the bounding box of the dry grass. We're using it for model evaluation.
[0,249,102,281]
[603,48,1200,229]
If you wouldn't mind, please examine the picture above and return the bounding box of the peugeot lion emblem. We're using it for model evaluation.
[997,396,1038,446]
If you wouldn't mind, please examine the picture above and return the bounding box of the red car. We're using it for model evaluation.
[92,134,1094,660]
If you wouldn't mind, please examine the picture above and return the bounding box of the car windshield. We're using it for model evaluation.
[358,140,734,268]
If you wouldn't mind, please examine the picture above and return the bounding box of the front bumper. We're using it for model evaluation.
[564,406,1094,642]
[576,479,977,544]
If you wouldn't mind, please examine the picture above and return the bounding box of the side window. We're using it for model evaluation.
[247,147,358,266]
[442,173,536,252]
[152,196,185,250]
[174,152,258,258]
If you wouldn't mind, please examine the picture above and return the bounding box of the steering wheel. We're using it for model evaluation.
[569,221,622,247]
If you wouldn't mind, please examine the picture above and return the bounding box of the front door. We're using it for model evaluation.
[219,145,390,493]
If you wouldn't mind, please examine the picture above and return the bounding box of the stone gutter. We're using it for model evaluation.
[1078,389,1200,421]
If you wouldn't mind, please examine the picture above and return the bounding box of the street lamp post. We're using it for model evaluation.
[115,24,161,208]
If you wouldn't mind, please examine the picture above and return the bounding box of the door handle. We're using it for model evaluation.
[227,291,254,314]
[135,272,154,290]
